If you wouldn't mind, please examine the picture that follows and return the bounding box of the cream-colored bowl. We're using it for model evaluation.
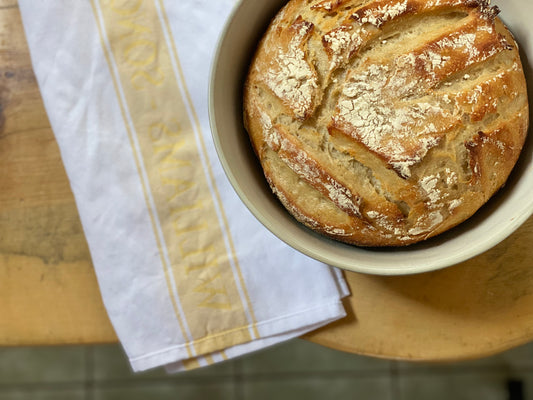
[209,0,533,275]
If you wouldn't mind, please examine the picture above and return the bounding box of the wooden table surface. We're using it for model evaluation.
[2,1,533,361]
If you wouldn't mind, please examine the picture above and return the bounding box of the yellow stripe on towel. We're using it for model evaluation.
[155,0,260,342]
[91,0,258,359]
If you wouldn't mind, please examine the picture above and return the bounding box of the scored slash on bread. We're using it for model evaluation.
[243,0,529,246]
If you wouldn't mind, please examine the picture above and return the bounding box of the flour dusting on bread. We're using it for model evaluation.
[244,0,529,246]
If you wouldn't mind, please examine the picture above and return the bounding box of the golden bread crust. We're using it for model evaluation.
[244,0,529,246]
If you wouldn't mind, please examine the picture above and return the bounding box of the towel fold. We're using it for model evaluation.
[18,0,349,372]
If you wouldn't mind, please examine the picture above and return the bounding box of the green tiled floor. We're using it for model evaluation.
[0,347,86,385]
[0,339,532,399]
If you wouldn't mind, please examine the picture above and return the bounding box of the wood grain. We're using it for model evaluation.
[2,1,533,360]
[0,5,117,345]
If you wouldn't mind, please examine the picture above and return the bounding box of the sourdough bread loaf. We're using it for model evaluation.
[243,0,529,247]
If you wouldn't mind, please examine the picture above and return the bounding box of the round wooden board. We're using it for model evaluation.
[305,215,533,361]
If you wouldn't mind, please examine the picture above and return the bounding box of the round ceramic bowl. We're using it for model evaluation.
[209,0,533,275]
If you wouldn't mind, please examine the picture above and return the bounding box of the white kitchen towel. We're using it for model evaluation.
[18,0,349,372]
